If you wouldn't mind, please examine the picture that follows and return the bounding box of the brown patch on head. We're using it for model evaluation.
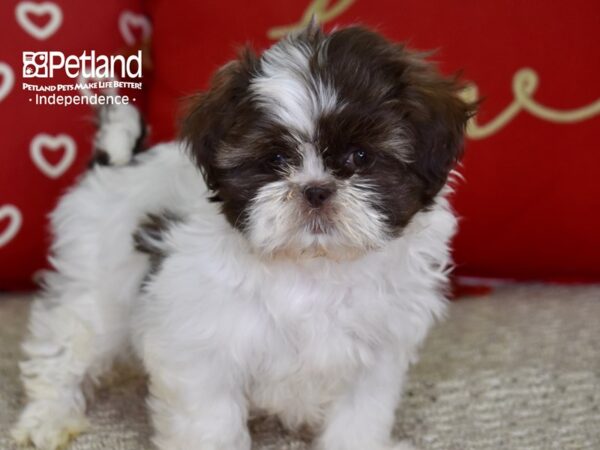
[181,49,260,192]
[181,24,476,241]
[314,26,476,232]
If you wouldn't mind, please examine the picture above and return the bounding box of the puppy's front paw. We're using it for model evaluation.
[11,400,88,450]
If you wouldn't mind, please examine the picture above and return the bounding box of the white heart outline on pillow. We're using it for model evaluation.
[15,1,63,41]
[119,11,152,46]
[0,61,15,102]
[0,62,15,103]
[0,205,23,248]
[30,133,77,179]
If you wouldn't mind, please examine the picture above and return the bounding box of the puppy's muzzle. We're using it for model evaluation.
[303,184,336,208]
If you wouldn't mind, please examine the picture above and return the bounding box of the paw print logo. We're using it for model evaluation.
[22,51,48,78]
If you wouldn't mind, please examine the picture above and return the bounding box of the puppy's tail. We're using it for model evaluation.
[90,104,147,167]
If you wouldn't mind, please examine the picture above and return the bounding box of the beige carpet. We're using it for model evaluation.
[1,284,599,450]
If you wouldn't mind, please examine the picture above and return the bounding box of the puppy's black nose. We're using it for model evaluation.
[303,185,335,208]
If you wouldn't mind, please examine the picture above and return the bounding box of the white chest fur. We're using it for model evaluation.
[136,204,452,428]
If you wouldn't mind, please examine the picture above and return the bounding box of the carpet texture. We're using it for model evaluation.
[1,284,599,450]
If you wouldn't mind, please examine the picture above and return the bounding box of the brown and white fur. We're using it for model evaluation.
[12,23,474,450]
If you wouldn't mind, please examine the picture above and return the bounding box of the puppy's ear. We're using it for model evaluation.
[402,56,477,201]
[181,49,258,192]
[293,15,324,43]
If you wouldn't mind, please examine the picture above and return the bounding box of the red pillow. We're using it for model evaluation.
[2,1,599,290]
[0,0,147,290]
[144,0,600,282]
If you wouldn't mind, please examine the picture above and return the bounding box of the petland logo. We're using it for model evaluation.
[23,51,142,79]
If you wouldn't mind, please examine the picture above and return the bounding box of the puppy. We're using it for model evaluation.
[12,23,474,450]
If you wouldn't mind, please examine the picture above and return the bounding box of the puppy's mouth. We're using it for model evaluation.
[306,219,328,234]
[303,209,335,235]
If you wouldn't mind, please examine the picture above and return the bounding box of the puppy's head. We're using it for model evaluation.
[182,24,475,259]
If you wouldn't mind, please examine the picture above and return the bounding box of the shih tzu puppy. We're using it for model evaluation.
[13,23,474,450]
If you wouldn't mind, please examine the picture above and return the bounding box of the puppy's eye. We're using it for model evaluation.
[270,153,287,167]
[345,146,371,170]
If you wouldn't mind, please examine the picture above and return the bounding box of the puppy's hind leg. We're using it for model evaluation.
[11,279,127,450]
[13,100,147,450]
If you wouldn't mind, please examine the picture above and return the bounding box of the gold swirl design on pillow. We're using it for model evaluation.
[267,0,356,40]
[462,68,600,139]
